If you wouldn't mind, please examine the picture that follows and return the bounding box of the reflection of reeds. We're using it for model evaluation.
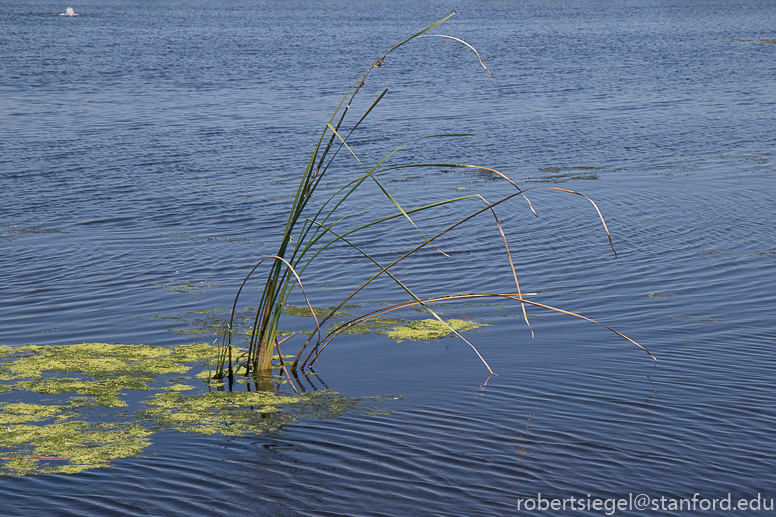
[220,13,654,386]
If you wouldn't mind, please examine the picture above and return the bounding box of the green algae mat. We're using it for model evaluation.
[0,342,357,476]
[0,316,487,476]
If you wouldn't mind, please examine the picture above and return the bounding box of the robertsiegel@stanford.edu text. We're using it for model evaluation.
[516,493,774,514]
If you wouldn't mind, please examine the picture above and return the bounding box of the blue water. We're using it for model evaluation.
[2,0,776,515]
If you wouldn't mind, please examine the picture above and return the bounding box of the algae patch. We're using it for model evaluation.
[335,316,488,341]
[0,225,74,244]
[1,342,186,380]
[0,422,152,476]
[139,389,357,436]
[0,402,68,424]
[283,305,355,319]
[528,166,603,184]
[378,318,489,342]
[151,279,220,294]
[340,317,408,335]
[158,307,266,342]
[0,342,358,476]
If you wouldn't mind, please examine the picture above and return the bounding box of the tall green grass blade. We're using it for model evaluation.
[225,13,645,385]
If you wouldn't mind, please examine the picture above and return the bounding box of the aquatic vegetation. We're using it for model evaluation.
[333,315,483,340]
[0,343,359,476]
[138,389,357,436]
[159,308,249,338]
[283,305,354,319]
[168,342,213,363]
[222,12,653,383]
[281,308,482,342]
[14,376,151,397]
[340,317,408,335]
[151,279,220,294]
[1,422,151,476]
[529,166,602,183]
[380,318,488,342]
[0,226,73,243]
[160,383,195,391]
[1,343,188,380]
[0,403,68,425]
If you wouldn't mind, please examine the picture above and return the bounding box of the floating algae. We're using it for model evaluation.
[0,315,479,475]
[158,307,262,340]
[150,279,220,294]
[1,342,185,380]
[0,342,358,476]
[340,317,408,335]
[283,305,355,319]
[0,225,74,244]
[529,166,602,183]
[1,422,153,476]
[0,402,68,425]
[159,383,195,391]
[647,291,674,300]
[139,389,357,436]
[158,308,232,336]
[378,318,489,343]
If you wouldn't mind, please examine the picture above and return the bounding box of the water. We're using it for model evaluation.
[2,0,776,514]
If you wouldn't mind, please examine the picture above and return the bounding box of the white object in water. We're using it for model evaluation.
[60,7,78,16]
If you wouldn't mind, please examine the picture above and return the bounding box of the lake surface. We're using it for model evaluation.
[2,0,775,514]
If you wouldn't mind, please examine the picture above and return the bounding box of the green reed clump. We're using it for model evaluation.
[222,12,654,386]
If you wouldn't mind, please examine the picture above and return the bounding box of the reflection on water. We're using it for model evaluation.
[1,0,776,514]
